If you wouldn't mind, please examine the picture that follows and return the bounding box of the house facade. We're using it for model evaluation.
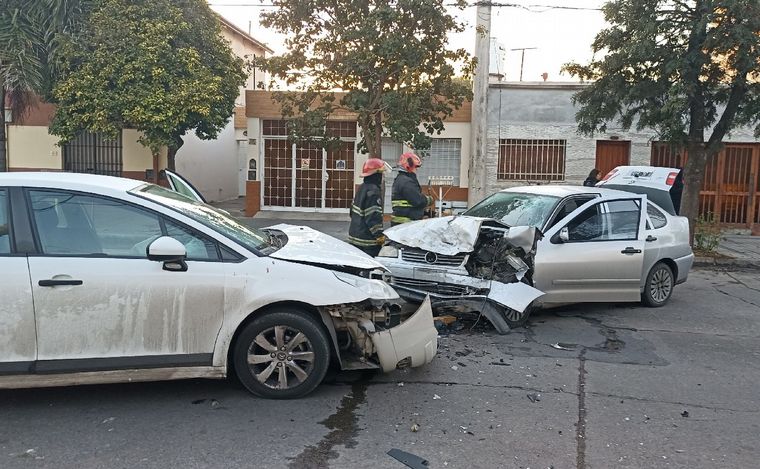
[242,90,472,217]
[485,82,760,229]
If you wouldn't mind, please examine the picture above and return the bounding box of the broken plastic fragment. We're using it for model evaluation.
[551,343,577,351]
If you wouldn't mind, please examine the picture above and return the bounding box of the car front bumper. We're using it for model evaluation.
[371,296,438,372]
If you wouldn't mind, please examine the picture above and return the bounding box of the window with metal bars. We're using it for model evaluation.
[63,131,123,177]
[497,138,566,181]
[416,138,462,185]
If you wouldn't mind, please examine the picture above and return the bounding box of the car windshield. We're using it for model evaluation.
[464,192,560,228]
[133,184,274,254]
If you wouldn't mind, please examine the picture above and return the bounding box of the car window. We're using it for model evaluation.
[464,192,560,227]
[165,220,219,261]
[546,195,597,229]
[647,203,668,229]
[30,190,163,257]
[566,199,640,242]
[0,189,10,254]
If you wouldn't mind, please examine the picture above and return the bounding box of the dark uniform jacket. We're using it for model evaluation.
[391,171,432,225]
[348,179,384,250]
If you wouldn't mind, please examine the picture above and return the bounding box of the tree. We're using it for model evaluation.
[50,0,245,177]
[0,0,88,171]
[563,0,760,241]
[256,0,474,157]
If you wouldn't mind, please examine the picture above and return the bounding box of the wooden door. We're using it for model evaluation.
[595,140,631,177]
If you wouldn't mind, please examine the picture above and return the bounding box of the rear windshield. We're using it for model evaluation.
[464,192,560,228]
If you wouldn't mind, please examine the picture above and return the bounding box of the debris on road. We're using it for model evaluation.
[433,394,441,400]
[681,410,689,418]
[550,343,577,351]
[451,365,459,371]
[387,448,429,468]
[527,393,541,403]
[411,423,420,432]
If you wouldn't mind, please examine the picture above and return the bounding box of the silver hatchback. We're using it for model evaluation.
[377,184,694,331]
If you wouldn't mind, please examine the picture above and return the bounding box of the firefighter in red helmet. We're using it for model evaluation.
[391,152,433,225]
[348,158,388,256]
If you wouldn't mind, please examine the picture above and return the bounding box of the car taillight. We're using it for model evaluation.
[666,172,678,186]
[601,169,618,181]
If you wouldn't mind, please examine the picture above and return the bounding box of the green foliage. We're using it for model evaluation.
[256,0,474,156]
[50,0,246,156]
[694,213,723,253]
[562,0,760,144]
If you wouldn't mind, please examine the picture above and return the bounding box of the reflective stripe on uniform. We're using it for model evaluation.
[391,200,413,208]
[351,204,383,216]
[390,215,411,224]
[348,235,381,247]
[369,223,383,235]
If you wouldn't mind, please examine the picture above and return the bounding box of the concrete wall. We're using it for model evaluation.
[175,121,238,202]
[7,126,61,170]
[485,84,760,195]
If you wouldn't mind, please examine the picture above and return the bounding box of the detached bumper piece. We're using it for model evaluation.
[370,297,438,372]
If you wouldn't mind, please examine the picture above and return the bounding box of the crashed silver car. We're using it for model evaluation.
[377,182,694,332]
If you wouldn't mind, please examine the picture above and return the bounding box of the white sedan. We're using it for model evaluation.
[0,173,437,398]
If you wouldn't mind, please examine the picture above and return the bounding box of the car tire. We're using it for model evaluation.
[233,309,331,399]
[641,262,674,308]
[501,305,533,329]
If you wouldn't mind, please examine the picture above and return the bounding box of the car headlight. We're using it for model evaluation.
[334,272,400,300]
[377,245,399,258]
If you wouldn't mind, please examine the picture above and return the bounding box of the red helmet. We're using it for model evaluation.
[361,158,386,177]
[399,152,422,172]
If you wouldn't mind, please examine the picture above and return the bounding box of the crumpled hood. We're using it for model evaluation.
[267,224,386,271]
[383,216,491,256]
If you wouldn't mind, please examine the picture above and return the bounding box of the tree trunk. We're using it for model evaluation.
[152,151,160,184]
[680,142,710,245]
[0,87,7,172]
[374,111,382,159]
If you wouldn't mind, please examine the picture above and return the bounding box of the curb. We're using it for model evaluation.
[693,256,760,270]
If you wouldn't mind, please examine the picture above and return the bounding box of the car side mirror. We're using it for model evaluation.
[559,227,570,243]
[147,236,188,272]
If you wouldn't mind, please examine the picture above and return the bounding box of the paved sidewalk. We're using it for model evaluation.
[210,197,760,268]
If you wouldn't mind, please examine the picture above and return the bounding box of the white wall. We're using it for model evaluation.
[176,121,238,202]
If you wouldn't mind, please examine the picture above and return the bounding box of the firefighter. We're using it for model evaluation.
[348,158,387,256]
[391,152,433,226]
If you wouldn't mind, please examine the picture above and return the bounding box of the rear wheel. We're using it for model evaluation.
[641,262,674,307]
[233,309,331,399]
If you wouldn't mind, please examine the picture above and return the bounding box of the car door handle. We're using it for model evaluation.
[621,247,642,255]
[38,279,84,287]
[646,235,658,242]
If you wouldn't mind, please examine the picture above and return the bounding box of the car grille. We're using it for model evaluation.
[400,248,466,267]
[392,277,473,297]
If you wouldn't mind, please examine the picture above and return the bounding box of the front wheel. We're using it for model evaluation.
[641,262,674,307]
[233,309,331,399]
[501,305,533,329]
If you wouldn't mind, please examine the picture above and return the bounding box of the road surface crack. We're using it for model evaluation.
[576,348,587,469]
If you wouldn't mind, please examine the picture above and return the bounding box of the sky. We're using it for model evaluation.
[208,0,608,83]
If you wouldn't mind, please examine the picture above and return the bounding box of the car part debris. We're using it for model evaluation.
[681,410,689,418]
[410,423,420,432]
[387,449,429,469]
[527,392,541,403]
[551,343,577,351]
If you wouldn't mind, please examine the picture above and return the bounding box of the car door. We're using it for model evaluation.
[534,195,647,304]
[0,187,37,373]
[25,188,226,371]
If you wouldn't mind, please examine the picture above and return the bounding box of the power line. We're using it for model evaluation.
[207,2,603,11]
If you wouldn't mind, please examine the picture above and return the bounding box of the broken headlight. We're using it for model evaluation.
[377,245,399,258]
[334,272,400,300]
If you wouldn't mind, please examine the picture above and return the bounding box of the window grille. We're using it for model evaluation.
[497,138,566,181]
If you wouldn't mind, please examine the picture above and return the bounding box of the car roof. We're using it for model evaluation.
[499,184,637,199]
[0,172,145,197]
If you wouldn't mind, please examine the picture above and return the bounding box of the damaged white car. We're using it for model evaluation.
[0,173,437,399]
[378,184,694,332]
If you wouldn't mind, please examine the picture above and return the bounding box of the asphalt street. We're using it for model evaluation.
[1,268,759,469]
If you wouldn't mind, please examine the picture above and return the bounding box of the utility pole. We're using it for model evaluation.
[510,47,537,82]
[468,3,491,207]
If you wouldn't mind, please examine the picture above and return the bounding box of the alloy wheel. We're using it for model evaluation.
[649,267,673,304]
[247,325,315,390]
